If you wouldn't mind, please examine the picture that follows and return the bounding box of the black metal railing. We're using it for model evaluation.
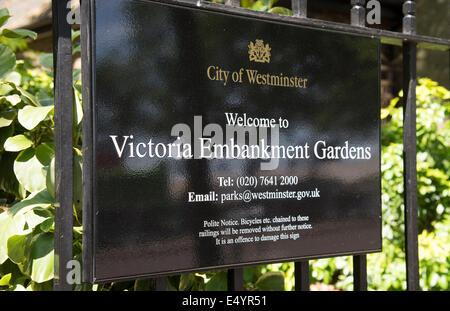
[52,0,450,291]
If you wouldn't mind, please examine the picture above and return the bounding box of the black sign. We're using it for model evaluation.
[82,0,381,283]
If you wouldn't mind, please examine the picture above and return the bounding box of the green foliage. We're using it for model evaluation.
[207,0,293,16]
[0,10,81,291]
[241,0,292,16]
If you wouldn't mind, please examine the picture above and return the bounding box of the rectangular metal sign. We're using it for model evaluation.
[82,0,381,283]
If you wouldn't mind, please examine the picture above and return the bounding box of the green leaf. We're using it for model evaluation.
[6,235,27,264]
[134,279,152,291]
[13,149,47,193]
[30,232,54,283]
[1,29,37,40]
[72,44,81,55]
[255,272,285,291]
[205,271,227,291]
[73,148,83,213]
[74,86,83,125]
[35,143,54,166]
[13,84,40,106]
[380,108,390,119]
[13,284,28,291]
[179,273,195,291]
[0,212,26,264]
[0,8,11,28]
[46,157,55,199]
[18,105,54,130]
[268,7,292,16]
[0,73,20,95]
[8,190,53,217]
[0,273,11,286]
[39,217,54,232]
[24,209,52,231]
[30,279,53,291]
[3,71,21,85]
[0,44,16,78]
[250,0,278,11]
[72,30,80,42]
[0,82,13,95]
[4,94,21,106]
[0,109,15,127]
[3,134,32,152]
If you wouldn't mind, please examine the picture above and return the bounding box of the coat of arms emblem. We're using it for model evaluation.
[248,39,271,63]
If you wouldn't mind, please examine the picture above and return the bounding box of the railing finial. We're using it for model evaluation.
[225,0,240,8]
[351,0,366,27]
[403,0,417,35]
[292,0,307,18]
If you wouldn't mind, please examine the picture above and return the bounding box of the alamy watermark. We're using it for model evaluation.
[66,0,80,25]
[66,1,381,25]
[366,0,381,25]
[66,259,81,285]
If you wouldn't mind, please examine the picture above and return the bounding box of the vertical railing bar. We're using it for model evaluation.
[292,0,310,293]
[52,0,74,291]
[228,268,244,291]
[402,0,420,291]
[353,255,367,291]
[155,277,167,291]
[292,0,307,18]
[223,0,243,293]
[295,261,309,291]
[350,0,368,291]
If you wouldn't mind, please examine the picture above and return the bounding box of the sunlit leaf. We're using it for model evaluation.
[0,273,11,286]
[18,105,54,130]
[14,149,47,193]
[0,110,15,127]
[8,190,53,217]
[0,212,26,264]
[268,7,292,16]
[3,134,32,152]
[30,233,54,283]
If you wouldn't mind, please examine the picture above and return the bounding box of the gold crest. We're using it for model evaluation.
[248,39,271,63]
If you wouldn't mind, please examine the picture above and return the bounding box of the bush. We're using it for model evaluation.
[0,9,83,290]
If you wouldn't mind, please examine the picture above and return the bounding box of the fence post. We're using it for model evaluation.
[52,0,74,291]
[402,0,420,291]
[295,261,310,291]
[291,0,310,292]
[350,0,368,291]
[228,268,244,291]
[353,255,367,291]
[223,0,245,292]
[155,277,167,291]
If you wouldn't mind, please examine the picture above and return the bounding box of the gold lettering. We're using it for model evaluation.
[207,65,216,81]
[246,69,258,84]
[209,66,308,89]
